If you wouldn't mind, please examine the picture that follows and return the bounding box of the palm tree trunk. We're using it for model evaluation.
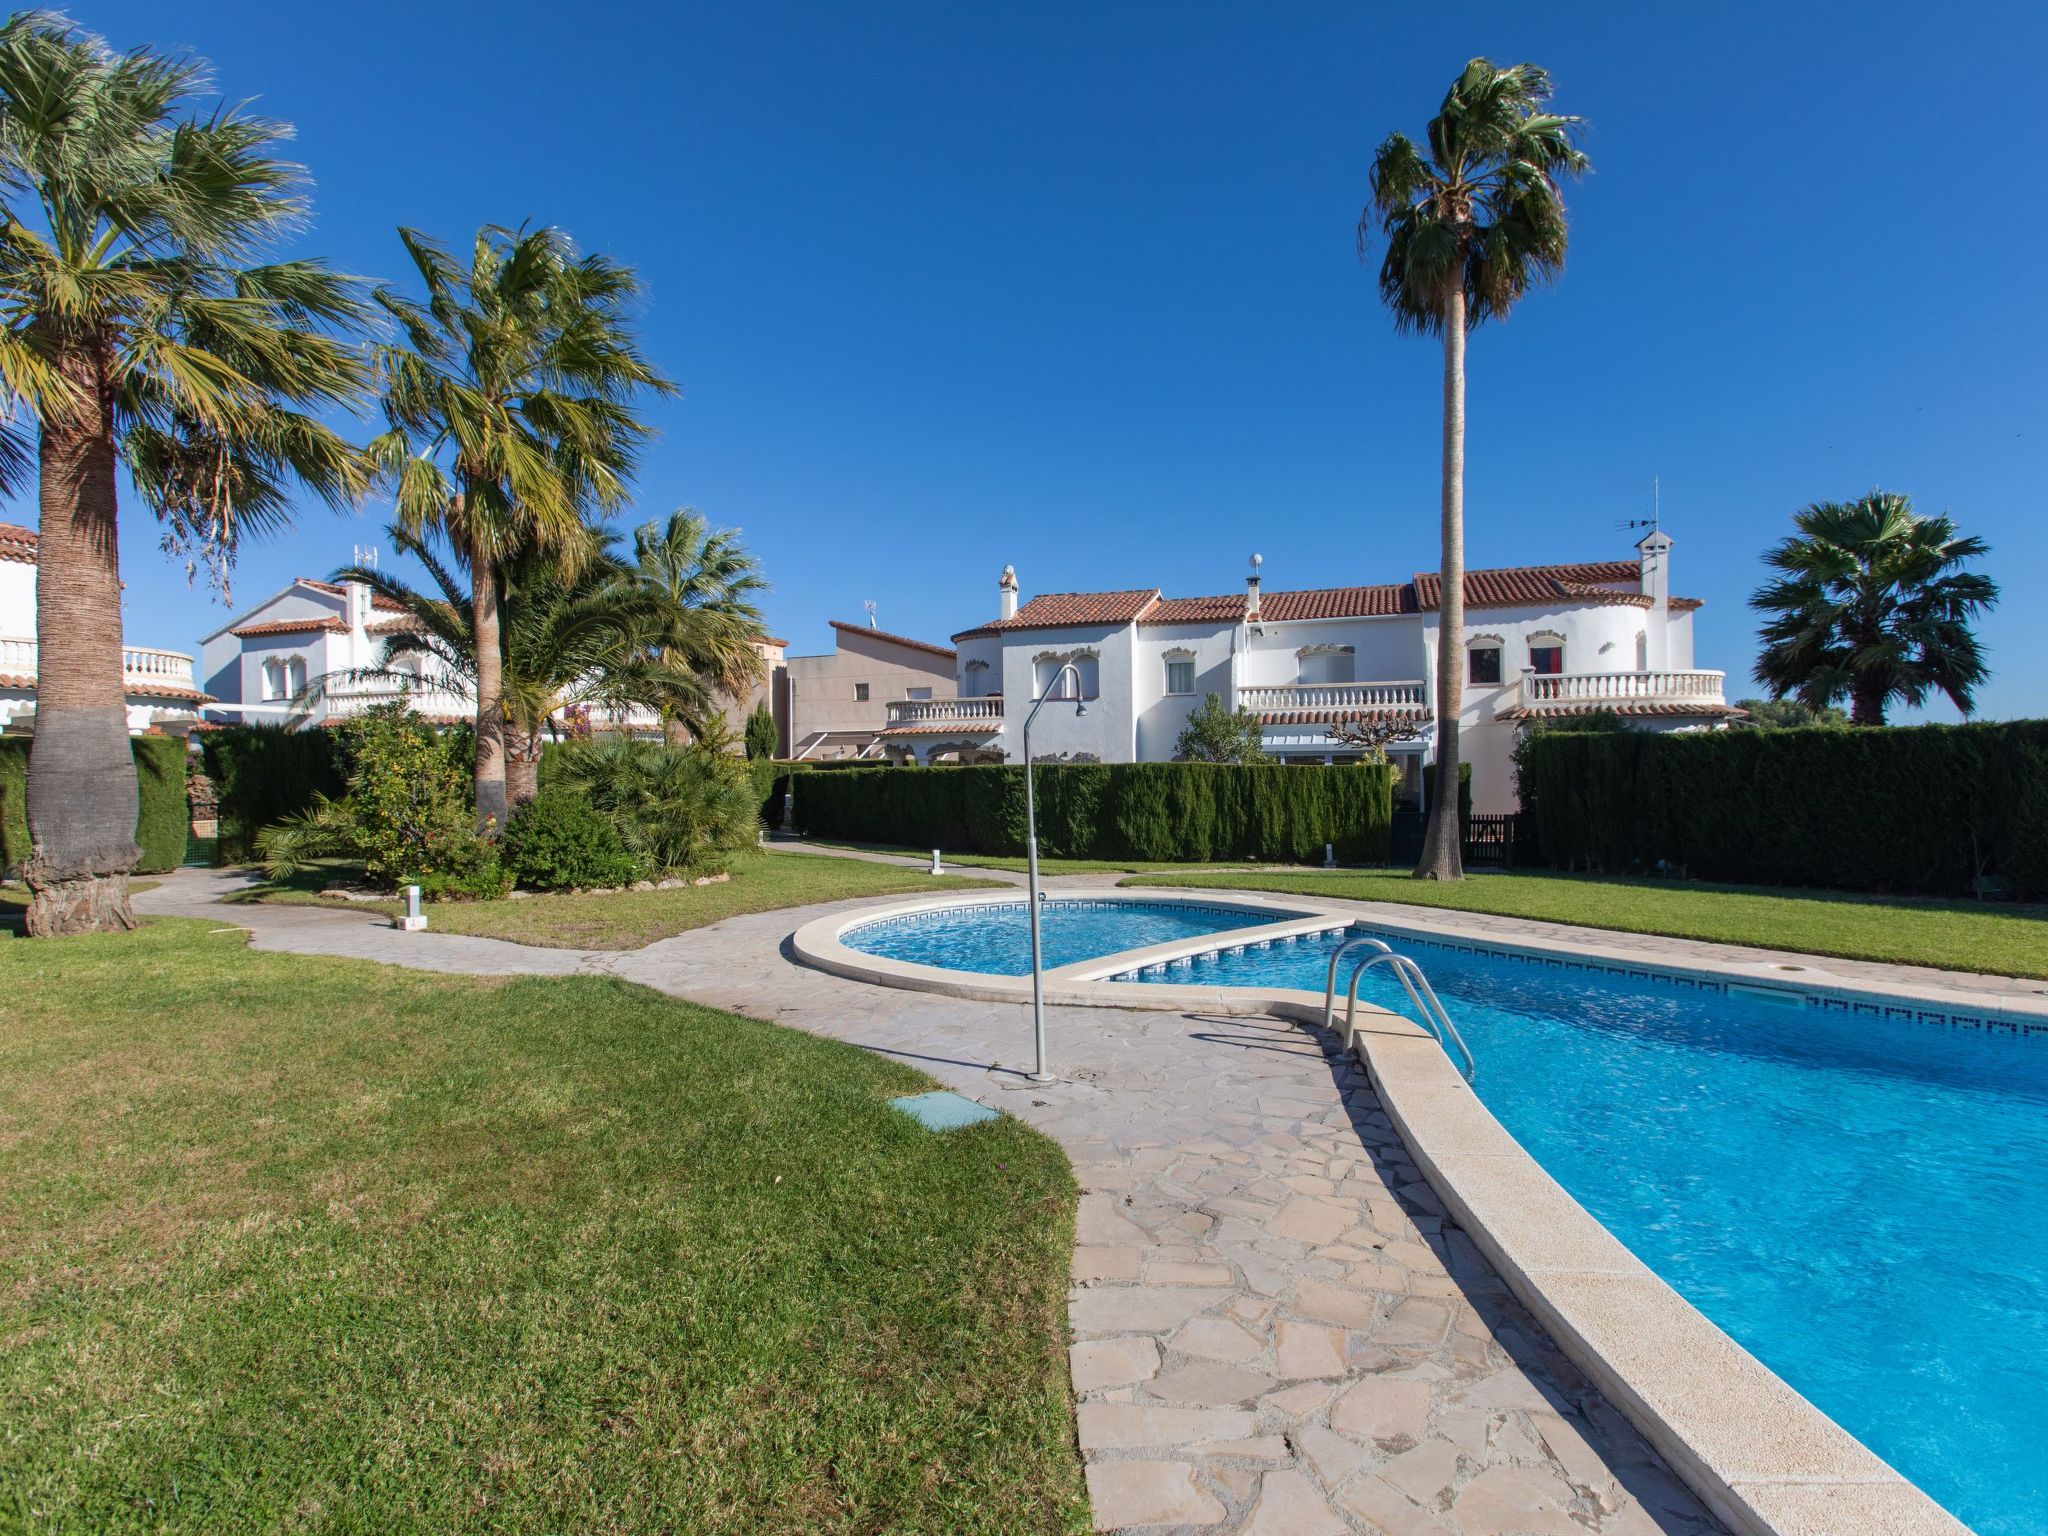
[506,729,541,808]
[472,546,509,834]
[24,340,141,935]
[1850,678,1887,727]
[1415,282,1467,882]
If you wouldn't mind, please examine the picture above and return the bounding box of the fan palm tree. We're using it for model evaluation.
[1362,59,1586,880]
[629,508,769,744]
[0,13,371,935]
[1750,492,1997,725]
[324,526,666,805]
[368,224,672,832]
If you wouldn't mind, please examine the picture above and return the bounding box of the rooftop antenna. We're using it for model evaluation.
[864,599,877,629]
[1616,477,1663,536]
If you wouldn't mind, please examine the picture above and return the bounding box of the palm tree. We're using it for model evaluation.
[1750,492,1997,726]
[1362,59,1586,880]
[629,508,769,744]
[368,224,672,832]
[0,14,370,935]
[324,526,665,804]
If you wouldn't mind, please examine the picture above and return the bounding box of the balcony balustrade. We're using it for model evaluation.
[1500,668,1728,715]
[883,697,1005,729]
[1235,679,1430,715]
[0,635,198,693]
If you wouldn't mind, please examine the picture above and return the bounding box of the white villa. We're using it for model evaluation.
[199,570,787,738]
[0,521,213,735]
[198,575,474,727]
[884,531,1738,813]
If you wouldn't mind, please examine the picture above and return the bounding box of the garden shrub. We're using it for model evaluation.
[503,791,640,891]
[792,761,1395,863]
[555,738,761,874]
[257,705,507,899]
[0,735,189,876]
[1514,719,2048,898]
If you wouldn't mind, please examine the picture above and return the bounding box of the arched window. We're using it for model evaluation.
[1296,644,1355,685]
[1033,649,1098,699]
[1527,631,1566,676]
[962,659,989,698]
[1161,648,1196,696]
[260,658,286,701]
[1467,634,1505,686]
[285,657,307,696]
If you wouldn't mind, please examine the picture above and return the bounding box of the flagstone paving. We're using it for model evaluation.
[138,869,1724,1534]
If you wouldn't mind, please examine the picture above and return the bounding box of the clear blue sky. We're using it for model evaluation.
[25,0,2048,717]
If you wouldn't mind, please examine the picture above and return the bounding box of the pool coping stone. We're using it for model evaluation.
[791,886,1979,1536]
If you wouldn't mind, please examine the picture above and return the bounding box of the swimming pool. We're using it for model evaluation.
[1119,923,2048,1536]
[839,897,1312,977]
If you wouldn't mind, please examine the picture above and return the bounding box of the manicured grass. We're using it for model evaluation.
[798,837,1291,877]
[233,849,1007,950]
[1120,868,2048,979]
[0,921,1086,1535]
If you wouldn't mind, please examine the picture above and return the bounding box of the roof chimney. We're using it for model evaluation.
[1246,553,1263,630]
[999,563,1019,621]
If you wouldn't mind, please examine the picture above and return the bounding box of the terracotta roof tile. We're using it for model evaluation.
[953,558,1702,641]
[1256,707,1432,727]
[230,617,349,638]
[1146,593,1247,623]
[1259,585,1415,621]
[829,619,957,660]
[299,577,406,612]
[0,522,34,565]
[365,616,424,636]
[1495,700,1746,720]
[1413,560,1649,611]
[0,673,212,704]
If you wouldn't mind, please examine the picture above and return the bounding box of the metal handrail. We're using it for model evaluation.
[1322,933,1475,1082]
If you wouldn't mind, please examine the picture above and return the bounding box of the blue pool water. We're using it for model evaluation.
[1128,925,2048,1536]
[841,898,1310,976]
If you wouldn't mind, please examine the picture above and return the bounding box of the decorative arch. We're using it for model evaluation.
[1296,643,1354,686]
[1032,647,1098,699]
[1526,630,1567,676]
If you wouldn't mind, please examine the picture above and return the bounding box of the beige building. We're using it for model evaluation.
[782,620,957,759]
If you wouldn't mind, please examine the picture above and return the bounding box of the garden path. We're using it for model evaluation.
[137,868,1722,1535]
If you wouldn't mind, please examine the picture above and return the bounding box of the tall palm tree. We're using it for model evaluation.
[1362,59,1586,880]
[630,508,768,745]
[1751,492,1997,725]
[0,13,370,935]
[368,224,671,832]
[325,526,665,804]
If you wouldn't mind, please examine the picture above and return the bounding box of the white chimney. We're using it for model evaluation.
[1246,553,1263,630]
[999,563,1019,621]
[1637,528,1673,668]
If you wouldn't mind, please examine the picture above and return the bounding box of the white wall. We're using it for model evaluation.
[1133,622,1237,761]
[998,621,1135,761]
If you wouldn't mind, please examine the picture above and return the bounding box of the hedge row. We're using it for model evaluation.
[0,736,190,875]
[1516,721,2048,898]
[198,725,348,863]
[793,762,1396,863]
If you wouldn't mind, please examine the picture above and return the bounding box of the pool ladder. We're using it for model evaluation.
[1323,936,1476,1083]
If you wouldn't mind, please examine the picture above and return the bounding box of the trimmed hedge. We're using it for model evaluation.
[1515,721,2048,898]
[793,762,1396,863]
[199,726,347,863]
[0,735,189,875]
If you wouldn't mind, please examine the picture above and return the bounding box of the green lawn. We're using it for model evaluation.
[0,921,1086,1535]
[1120,867,2048,979]
[796,837,1292,877]
[232,849,1007,950]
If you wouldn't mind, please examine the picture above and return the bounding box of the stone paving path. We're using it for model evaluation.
[137,869,1726,1535]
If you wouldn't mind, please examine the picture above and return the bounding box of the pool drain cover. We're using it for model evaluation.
[890,1090,1000,1132]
